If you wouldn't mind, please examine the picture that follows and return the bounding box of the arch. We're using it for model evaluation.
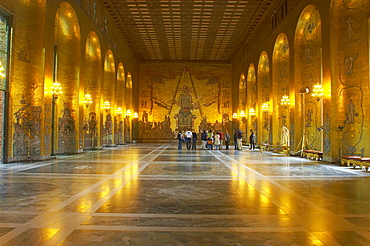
[83,31,102,148]
[272,33,291,148]
[124,72,133,143]
[258,51,271,145]
[247,64,257,142]
[115,62,125,144]
[102,50,116,146]
[54,2,81,154]
[238,73,246,115]
[294,4,323,154]
[238,73,247,137]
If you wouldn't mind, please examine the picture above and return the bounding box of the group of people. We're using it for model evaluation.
[176,128,257,151]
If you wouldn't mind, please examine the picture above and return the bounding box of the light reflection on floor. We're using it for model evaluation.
[0,143,370,245]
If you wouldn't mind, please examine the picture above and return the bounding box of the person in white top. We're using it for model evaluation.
[214,132,221,150]
[185,130,193,150]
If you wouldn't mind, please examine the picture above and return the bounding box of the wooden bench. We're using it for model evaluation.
[360,158,370,171]
[341,155,361,167]
[341,156,370,171]
[303,149,323,160]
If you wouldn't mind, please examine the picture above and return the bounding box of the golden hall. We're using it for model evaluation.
[0,0,370,245]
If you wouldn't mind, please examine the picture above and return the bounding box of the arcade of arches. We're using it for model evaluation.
[0,0,369,164]
[2,0,370,245]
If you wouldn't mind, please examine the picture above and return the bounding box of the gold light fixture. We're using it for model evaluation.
[133,112,139,118]
[280,95,290,106]
[262,102,270,111]
[232,113,238,119]
[125,109,132,117]
[239,110,246,117]
[249,108,256,116]
[83,94,92,107]
[102,101,111,112]
[312,83,324,100]
[115,107,123,116]
[51,81,63,99]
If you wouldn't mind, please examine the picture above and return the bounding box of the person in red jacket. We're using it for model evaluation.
[218,130,224,150]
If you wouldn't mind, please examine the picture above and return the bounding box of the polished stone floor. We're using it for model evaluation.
[1,143,370,245]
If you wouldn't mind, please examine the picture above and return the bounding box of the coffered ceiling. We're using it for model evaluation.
[103,0,272,62]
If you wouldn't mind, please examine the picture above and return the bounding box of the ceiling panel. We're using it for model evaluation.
[104,0,272,62]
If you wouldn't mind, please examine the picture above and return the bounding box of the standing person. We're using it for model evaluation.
[208,130,214,140]
[249,130,256,150]
[207,135,213,150]
[185,129,193,150]
[218,130,224,150]
[233,128,238,150]
[201,130,208,149]
[192,130,198,150]
[177,131,183,150]
[236,128,243,151]
[214,132,221,150]
[225,130,230,150]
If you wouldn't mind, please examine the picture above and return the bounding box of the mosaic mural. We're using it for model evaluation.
[138,64,232,140]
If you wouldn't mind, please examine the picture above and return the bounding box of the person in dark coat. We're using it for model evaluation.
[249,130,256,150]
[192,130,198,150]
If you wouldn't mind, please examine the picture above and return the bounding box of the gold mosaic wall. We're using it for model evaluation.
[231,0,370,161]
[0,0,139,162]
[257,52,271,145]
[272,33,291,147]
[138,63,232,140]
[331,0,370,158]
[294,5,323,154]
[8,0,47,161]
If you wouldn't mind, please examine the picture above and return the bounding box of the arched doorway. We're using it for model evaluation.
[83,32,102,149]
[52,3,81,154]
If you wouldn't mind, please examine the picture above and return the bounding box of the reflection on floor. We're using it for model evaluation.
[1,143,370,245]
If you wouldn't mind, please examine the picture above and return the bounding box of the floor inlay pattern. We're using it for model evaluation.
[1,143,370,245]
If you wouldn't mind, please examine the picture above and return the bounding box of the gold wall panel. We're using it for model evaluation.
[294,5,323,154]
[84,32,102,149]
[331,0,370,158]
[138,63,232,140]
[9,0,47,161]
[53,3,81,155]
[238,73,247,140]
[272,33,291,147]
[247,65,257,142]
[257,52,271,145]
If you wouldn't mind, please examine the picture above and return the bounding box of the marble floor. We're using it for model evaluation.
[1,144,370,245]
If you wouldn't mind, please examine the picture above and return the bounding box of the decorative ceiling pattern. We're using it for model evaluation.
[104,0,272,62]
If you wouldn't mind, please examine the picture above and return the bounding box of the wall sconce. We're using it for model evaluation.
[280,95,290,106]
[249,108,256,116]
[133,112,139,119]
[51,81,63,99]
[312,83,324,101]
[232,113,238,119]
[102,101,111,112]
[239,110,246,123]
[115,107,123,116]
[83,94,92,107]
[125,109,132,117]
[261,102,270,111]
